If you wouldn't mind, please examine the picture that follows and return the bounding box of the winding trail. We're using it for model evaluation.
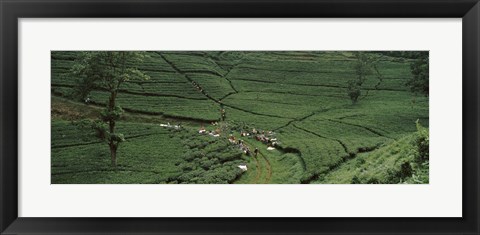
[252,155,262,183]
[259,152,273,183]
[158,53,220,104]
[54,52,409,184]
[158,52,294,120]
[237,138,273,184]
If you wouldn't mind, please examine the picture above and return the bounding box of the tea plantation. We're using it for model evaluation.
[51,51,429,184]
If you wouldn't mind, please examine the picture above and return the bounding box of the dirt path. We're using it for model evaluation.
[252,154,262,183]
[233,138,274,184]
[258,152,272,183]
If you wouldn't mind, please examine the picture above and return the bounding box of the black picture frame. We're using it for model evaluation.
[1,0,479,234]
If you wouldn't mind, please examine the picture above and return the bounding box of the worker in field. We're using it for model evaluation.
[221,108,226,121]
[244,147,251,156]
[254,147,259,157]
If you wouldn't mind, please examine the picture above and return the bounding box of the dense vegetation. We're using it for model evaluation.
[51,51,429,184]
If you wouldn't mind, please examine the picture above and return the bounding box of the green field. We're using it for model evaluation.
[51,51,429,184]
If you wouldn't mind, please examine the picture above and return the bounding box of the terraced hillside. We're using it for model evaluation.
[51,51,429,184]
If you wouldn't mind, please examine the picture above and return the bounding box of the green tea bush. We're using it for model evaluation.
[414,120,429,163]
[51,51,428,184]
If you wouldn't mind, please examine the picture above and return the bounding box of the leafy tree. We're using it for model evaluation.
[347,52,383,104]
[406,52,429,96]
[72,52,150,166]
[347,80,362,103]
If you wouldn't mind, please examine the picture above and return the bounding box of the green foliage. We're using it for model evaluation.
[353,52,374,85]
[90,120,108,140]
[72,119,125,144]
[414,120,429,162]
[72,52,150,84]
[171,129,245,184]
[347,52,383,104]
[100,105,124,123]
[406,51,429,96]
[51,51,428,184]
[318,121,429,184]
[401,120,429,184]
[351,175,361,184]
[347,80,361,103]
[70,51,151,166]
[376,51,425,60]
[51,121,185,184]
[409,161,429,184]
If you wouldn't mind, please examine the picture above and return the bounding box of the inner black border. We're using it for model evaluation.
[1,0,479,234]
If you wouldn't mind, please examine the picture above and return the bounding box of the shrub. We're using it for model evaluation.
[399,161,413,179]
[351,175,361,184]
[347,81,361,103]
[414,120,429,163]
[355,157,366,166]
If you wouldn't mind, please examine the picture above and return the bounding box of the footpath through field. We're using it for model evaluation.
[233,136,297,184]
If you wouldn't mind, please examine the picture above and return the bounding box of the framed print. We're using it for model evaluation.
[1,0,479,234]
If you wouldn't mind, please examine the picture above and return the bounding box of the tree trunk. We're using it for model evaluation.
[108,91,117,167]
[110,143,117,167]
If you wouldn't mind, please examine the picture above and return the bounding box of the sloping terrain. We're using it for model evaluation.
[51,51,428,184]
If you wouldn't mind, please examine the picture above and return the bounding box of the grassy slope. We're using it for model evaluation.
[317,132,429,184]
[51,51,428,184]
